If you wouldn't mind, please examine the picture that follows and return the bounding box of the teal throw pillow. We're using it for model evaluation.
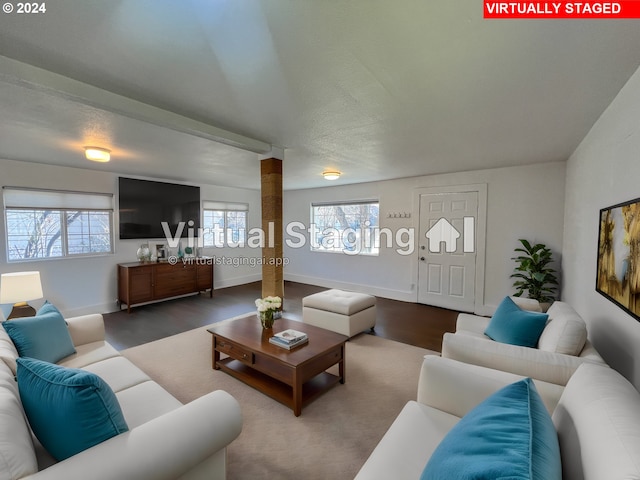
[3,302,76,363]
[484,296,548,347]
[16,357,129,461]
[37,300,64,317]
[421,378,561,480]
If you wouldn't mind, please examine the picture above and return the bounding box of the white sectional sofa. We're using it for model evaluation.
[442,300,607,385]
[0,313,243,480]
[355,355,640,479]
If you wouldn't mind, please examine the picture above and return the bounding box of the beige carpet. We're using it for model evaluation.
[121,315,437,480]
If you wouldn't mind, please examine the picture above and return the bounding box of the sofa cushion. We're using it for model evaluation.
[3,303,76,364]
[538,301,587,356]
[16,357,129,461]
[0,324,19,375]
[58,341,120,369]
[0,361,38,479]
[81,356,151,393]
[422,377,561,480]
[553,362,640,480]
[115,380,183,428]
[485,296,549,348]
[353,401,460,480]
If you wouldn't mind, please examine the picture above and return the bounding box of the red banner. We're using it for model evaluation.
[484,1,640,18]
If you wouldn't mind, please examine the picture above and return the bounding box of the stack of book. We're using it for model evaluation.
[269,329,309,350]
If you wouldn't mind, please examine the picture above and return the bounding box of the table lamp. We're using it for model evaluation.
[0,271,44,320]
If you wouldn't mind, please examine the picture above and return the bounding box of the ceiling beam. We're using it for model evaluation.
[0,55,272,154]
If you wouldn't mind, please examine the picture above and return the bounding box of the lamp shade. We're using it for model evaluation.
[0,272,44,304]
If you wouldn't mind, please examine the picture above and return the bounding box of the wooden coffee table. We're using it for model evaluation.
[208,314,347,416]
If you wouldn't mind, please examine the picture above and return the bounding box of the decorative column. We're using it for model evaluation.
[261,157,284,301]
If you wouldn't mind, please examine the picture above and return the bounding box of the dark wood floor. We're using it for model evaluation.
[104,281,459,352]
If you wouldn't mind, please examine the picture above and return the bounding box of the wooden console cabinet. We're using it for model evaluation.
[118,260,213,313]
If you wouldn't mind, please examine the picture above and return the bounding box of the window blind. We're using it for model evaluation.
[202,201,248,211]
[3,187,113,210]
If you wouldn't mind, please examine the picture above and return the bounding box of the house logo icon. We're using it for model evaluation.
[425,217,475,253]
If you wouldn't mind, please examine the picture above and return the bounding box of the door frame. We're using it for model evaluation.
[412,184,487,314]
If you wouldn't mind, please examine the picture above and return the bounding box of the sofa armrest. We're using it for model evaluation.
[578,339,606,364]
[417,355,562,417]
[27,390,242,480]
[456,313,490,336]
[65,314,105,347]
[441,332,599,386]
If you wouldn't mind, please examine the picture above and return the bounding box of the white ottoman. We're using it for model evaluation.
[302,289,376,338]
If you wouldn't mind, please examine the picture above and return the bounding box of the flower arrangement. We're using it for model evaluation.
[255,296,282,329]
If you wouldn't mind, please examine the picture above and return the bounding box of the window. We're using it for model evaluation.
[4,187,114,262]
[202,201,248,247]
[311,201,379,255]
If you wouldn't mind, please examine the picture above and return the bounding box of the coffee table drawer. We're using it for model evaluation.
[216,338,254,365]
[300,346,343,382]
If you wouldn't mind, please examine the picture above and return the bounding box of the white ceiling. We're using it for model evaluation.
[1,1,639,190]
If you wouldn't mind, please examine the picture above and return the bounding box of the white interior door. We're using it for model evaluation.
[418,192,477,312]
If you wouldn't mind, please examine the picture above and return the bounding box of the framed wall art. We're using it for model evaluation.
[596,197,640,321]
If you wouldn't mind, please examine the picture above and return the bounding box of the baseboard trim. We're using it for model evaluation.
[284,273,415,302]
[66,302,123,316]
[215,273,262,290]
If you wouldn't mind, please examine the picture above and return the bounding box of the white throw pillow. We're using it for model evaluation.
[537,302,587,356]
[509,296,543,312]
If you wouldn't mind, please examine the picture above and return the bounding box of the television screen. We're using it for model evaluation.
[118,177,200,240]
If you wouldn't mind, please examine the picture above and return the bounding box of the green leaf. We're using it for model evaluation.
[518,239,533,251]
[510,238,559,302]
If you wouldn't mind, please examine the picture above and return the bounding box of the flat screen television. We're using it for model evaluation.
[118,177,200,240]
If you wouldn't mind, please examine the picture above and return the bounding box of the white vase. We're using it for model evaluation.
[136,244,150,262]
[259,310,275,329]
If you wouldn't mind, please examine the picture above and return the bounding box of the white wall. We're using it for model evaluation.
[562,65,640,388]
[284,162,566,313]
[0,158,262,318]
[0,157,567,319]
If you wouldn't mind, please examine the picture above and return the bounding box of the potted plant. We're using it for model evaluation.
[255,296,282,329]
[510,239,559,309]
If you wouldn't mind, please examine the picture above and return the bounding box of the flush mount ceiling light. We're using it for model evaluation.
[84,147,111,162]
[322,170,341,180]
